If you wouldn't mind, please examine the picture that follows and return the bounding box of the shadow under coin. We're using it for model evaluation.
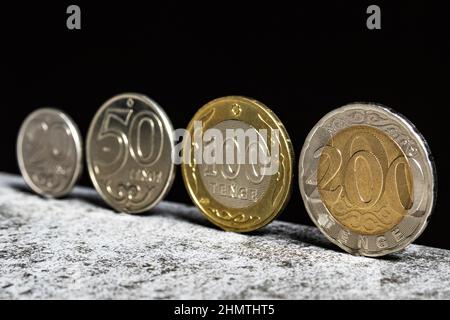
[248,221,344,254]
[67,189,114,211]
[8,182,35,196]
[64,185,221,230]
[252,221,407,261]
[142,203,222,231]
[8,181,116,213]
[376,252,404,262]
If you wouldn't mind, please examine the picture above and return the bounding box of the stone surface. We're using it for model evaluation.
[0,172,449,300]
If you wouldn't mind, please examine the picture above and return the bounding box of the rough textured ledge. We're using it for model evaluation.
[0,172,449,300]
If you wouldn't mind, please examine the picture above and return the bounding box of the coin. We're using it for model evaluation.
[17,108,83,198]
[299,103,436,257]
[181,96,294,232]
[86,93,175,213]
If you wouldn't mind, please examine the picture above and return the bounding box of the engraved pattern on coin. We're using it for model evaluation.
[87,94,175,213]
[182,96,294,232]
[17,108,82,197]
[209,208,260,224]
[323,110,419,157]
[317,125,413,235]
[299,103,436,257]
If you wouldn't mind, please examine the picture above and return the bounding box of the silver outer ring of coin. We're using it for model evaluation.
[299,102,437,257]
[86,93,176,214]
[17,108,83,198]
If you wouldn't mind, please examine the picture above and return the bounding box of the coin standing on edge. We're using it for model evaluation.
[17,108,83,198]
[182,96,294,232]
[299,102,436,257]
[86,93,175,214]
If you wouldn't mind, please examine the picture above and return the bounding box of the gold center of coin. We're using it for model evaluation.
[317,125,414,235]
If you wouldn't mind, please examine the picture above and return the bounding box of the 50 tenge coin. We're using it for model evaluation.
[17,108,83,198]
[86,93,175,213]
[299,103,436,257]
[182,96,294,232]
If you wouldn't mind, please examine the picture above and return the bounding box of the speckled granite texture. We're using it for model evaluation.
[0,172,449,300]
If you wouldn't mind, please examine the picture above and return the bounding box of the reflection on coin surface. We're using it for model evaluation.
[17,108,83,198]
[86,93,175,213]
[182,96,294,232]
[299,103,436,257]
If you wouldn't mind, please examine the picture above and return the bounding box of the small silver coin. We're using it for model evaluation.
[86,93,175,213]
[299,102,436,257]
[17,108,83,198]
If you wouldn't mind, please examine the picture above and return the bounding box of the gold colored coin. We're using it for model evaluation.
[181,96,294,232]
[317,125,413,235]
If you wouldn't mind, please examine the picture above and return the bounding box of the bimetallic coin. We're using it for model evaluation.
[17,108,83,198]
[86,93,175,213]
[299,103,436,257]
[182,96,294,232]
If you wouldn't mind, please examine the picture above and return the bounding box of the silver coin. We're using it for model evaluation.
[299,103,436,257]
[198,119,272,209]
[86,93,175,213]
[17,108,83,198]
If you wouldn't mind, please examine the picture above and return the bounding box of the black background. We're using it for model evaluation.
[1,1,448,249]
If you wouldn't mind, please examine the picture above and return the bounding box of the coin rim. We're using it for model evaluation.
[181,95,294,232]
[86,93,176,214]
[299,102,437,257]
[17,108,83,198]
